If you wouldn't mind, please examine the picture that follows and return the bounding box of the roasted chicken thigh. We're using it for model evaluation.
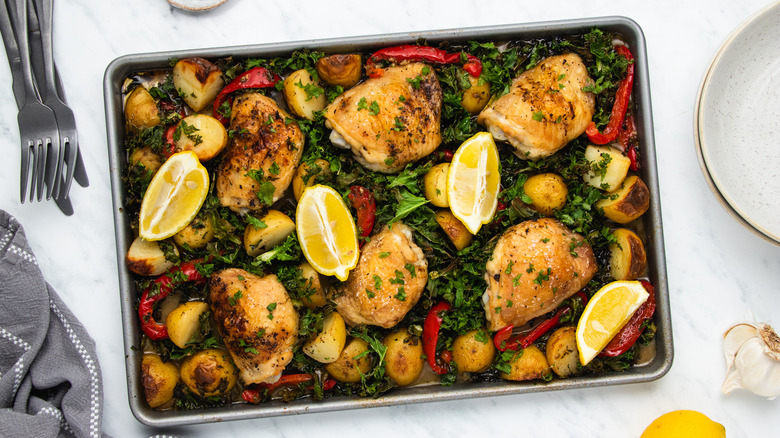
[478,53,595,160]
[483,218,597,331]
[216,93,304,213]
[332,222,428,328]
[209,268,298,384]
[324,62,442,173]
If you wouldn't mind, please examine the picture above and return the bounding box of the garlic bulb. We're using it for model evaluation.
[721,321,780,399]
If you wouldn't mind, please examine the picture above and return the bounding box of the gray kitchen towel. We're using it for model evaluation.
[0,210,109,438]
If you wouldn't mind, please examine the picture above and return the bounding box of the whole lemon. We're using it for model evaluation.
[641,410,725,438]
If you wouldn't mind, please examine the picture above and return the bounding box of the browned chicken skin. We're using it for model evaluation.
[483,218,597,331]
[332,222,428,328]
[209,268,298,384]
[478,53,595,160]
[216,93,304,213]
[324,63,442,173]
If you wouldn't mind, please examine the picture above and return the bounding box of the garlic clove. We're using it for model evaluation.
[723,323,758,368]
[722,321,780,399]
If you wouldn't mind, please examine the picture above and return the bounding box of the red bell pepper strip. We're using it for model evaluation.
[162,124,177,158]
[493,292,588,352]
[585,45,635,145]
[366,45,482,79]
[599,280,656,357]
[626,146,639,171]
[422,301,451,374]
[348,186,376,244]
[212,67,281,125]
[241,374,336,404]
[138,260,207,340]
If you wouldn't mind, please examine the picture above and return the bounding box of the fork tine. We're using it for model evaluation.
[44,134,59,199]
[20,139,31,203]
[34,137,46,202]
[56,136,76,198]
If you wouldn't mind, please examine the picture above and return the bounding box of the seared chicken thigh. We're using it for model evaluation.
[209,268,298,384]
[333,222,428,328]
[217,93,304,213]
[478,54,595,160]
[324,63,442,173]
[483,218,597,331]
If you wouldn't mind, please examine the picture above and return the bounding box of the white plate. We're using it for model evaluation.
[695,1,780,245]
[168,0,228,11]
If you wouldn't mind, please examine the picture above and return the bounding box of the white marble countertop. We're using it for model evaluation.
[1,0,779,436]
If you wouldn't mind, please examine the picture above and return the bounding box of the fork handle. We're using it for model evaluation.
[31,0,56,100]
[10,0,38,101]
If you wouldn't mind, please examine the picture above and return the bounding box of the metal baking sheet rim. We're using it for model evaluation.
[103,16,672,427]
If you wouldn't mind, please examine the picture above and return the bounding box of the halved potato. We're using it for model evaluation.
[173,114,228,162]
[383,329,424,386]
[324,337,372,383]
[126,236,177,276]
[125,86,160,130]
[435,210,473,251]
[424,163,450,208]
[596,175,650,224]
[583,145,631,191]
[545,327,580,378]
[141,354,179,408]
[165,301,210,349]
[461,72,491,114]
[244,210,296,256]
[500,345,551,381]
[173,216,215,249]
[298,262,327,309]
[179,349,238,397]
[451,329,495,373]
[609,228,647,280]
[172,57,224,112]
[303,312,347,363]
[523,173,568,216]
[129,146,163,175]
[283,69,327,120]
[315,54,362,89]
[292,159,331,201]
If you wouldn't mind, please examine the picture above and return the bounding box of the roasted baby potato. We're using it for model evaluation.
[609,228,647,280]
[179,349,238,397]
[126,236,177,276]
[298,262,327,309]
[523,173,568,216]
[173,216,215,249]
[324,337,373,383]
[461,72,491,114]
[596,175,650,224]
[165,301,210,349]
[292,159,331,201]
[283,69,327,120]
[545,327,580,378]
[583,145,631,191]
[315,54,362,88]
[451,329,495,373]
[141,354,179,408]
[172,57,224,112]
[423,163,450,208]
[173,114,228,162]
[383,329,424,386]
[129,146,162,175]
[244,210,296,257]
[435,210,473,251]
[500,345,551,381]
[303,311,347,363]
[125,86,160,130]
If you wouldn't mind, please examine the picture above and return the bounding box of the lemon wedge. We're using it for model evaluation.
[576,280,649,365]
[139,151,209,241]
[446,131,500,234]
[296,185,359,281]
[641,410,725,438]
